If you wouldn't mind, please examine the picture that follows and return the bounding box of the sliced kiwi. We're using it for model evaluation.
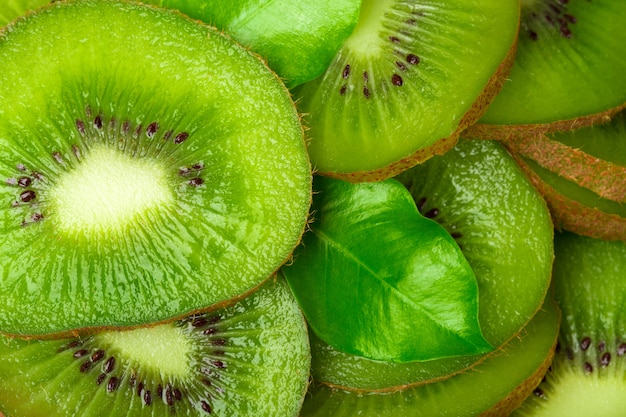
[0,0,311,336]
[308,139,554,391]
[0,277,311,417]
[512,232,626,416]
[0,0,49,26]
[140,0,362,88]
[293,0,520,181]
[470,0,626,139]
[512,155,626,240]
[300,296,559,417]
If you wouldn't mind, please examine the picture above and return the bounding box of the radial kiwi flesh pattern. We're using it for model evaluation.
[0,0,312,336]
[513,232,626,416]
[293,0,520,181]
[0,277,311,417]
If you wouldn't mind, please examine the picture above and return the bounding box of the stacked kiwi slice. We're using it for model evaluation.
[0,0,313,415]
[2,0,626,416]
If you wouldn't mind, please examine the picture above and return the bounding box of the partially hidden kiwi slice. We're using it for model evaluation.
[0,277,311,417]
[308,139,554,391]
[0,0,311,336]
[293,0,520,181]
[0,0,49,26]
[512,232,626,416]
[503,109,626,240]
[469,0,626,140]
[301,296,559,417]
[139,0,362,88]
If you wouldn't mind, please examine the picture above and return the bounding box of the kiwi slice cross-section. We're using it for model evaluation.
[308,139,554,391]
[0,277,311,417]
[293,0,520,181]
[470,0,626,139]
[301,296,559,417]
[503,109,626,240]
[512,232,626,416]
[0,0,311,336]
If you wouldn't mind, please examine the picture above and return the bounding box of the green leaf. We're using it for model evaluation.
[282,177,492,363]
[146,0,362,88]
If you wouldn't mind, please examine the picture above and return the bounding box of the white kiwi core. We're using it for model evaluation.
[342,0,393,57]
[98,324,192,378]
[49,146,173,235]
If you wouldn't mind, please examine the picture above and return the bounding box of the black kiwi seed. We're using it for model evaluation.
[600,352,611,367]
[103,357,115,373]
[580,336,591,351]
[523,0,577,41]
[618,343,626,356]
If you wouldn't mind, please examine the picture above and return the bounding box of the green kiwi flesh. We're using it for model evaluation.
[309,139,553,390]
[512,155,626,240]
[301,296,559,417]
[504,110,626,204]
[0,277,311,417]
[293,0,519,181]
[512,232,626,416]
[140,0,362,88]
[0,0,312,336]
[474,0,626,135]
[0,0,49,26]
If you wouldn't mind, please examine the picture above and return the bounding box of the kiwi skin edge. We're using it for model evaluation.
[509,153,626,241]
[464,102,626,143]
[319,19,520,184]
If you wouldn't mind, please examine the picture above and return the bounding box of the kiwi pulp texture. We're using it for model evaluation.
[513,232,626,416]
[0,0,312,336]
[473,0,626,137]
[309,139,554,391]
[301,296,559,417]
[294,0,519,181]
[0,277,311,417]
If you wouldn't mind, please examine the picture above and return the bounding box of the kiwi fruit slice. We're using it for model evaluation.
[511,155,626,240]
[300,296,559,417]
[0,0,49,26]
[139,0,362,88]
[512,232,626,416]
[502,109,626,239]
[0,0,311,336]
[292,0,520,181]
[307,138,554,391]
[469,0,626,140]
[0,277,311,417]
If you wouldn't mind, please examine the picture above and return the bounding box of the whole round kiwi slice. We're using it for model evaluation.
[0,0,311,336]
[0,277,311,417]
[470,0,626,139]
[308,139,554,391]
[300,296,559,417]
[512,232,626,416]
[293,0,519,181]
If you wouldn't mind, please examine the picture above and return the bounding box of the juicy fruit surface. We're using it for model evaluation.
[0,0,49,26]
[513,232,626,416]
[283,177,491,363]
[480,0,626,125]
[310,139,554,390]
[301,297,559,417]
[0,0,311,336]
[294,0,519,178]
[0,278,311,417]
[142,0,362,88]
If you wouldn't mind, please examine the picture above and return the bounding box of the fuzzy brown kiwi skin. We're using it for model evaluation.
[504,134,626,203]
[509,151,626,241]
[480,325,558,417]
[322,27,519,184]
[464,103,626,142]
